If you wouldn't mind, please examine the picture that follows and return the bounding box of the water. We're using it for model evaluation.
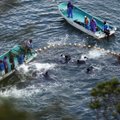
[0,0,120,120]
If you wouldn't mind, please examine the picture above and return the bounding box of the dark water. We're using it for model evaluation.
[0,0,120,120]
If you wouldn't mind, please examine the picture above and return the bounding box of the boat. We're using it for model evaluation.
[58,2,116,39]
[0,44,37,81]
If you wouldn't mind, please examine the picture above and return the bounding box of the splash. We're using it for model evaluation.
[87,49,106,59]
[15,62,57,79]
[0,82,60,98]
[17,64,29,73]
[17,62,56,73]
[30,62,56,72]
[0,86,38,98]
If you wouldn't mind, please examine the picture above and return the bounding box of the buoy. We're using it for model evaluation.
[47,45,51,49]
[101,48,105,51]
[88,45,91,48]
[63,43,66,46]
[93,46,97,49]
[52,44,55,47]
[83,44,86,47]
[78,43,81,47]
[45,47,48,50]
[74,43,77,46]
[57,44,61,46]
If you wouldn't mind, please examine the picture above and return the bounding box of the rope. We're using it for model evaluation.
[35,43,120,58]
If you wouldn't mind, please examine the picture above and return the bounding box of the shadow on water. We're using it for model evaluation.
[0,73,20,90]
[0,97,77,120]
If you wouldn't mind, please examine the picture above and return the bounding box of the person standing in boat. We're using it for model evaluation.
[90,18,97,32]
[0,60,5,76]
[25,39,33,55]
[84,16,89,29]
[103,21,110,37]
[67,1,73,18]
[3,56,8,73]
[9,52,15,70]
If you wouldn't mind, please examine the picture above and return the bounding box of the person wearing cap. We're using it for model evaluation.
[25,39,33,55]
[84,16,89,29]
[0,60,5,76]
[67,1,73,18]
[103,21,110,37]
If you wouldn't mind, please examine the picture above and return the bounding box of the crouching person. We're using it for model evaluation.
[25,39,33,55]
[18,52,25,65]
[103,21,110,37]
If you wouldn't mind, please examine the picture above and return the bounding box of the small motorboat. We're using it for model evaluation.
[0,44,37,81]
[58,2,116,39]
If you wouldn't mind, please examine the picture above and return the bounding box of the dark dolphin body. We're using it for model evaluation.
[86,66,94,74]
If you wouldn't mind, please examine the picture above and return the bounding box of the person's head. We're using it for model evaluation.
[68,1,71,4]
[84,56,88,60]
[4,56,7,60]
[77,60,80,63]
[104,21,106,25]
[85,16,87,19]
[29,39,32,43]
[0,60,3,63]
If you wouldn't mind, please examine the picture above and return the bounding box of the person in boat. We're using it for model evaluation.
[25,39,33,55]
[9,51,16,70]
[0,60,5,76]
[90,18,97,32]
[67,1,73,18]
[103,21,110,37]
[84,16,89,29]
[3,56,8,73]
[18,52,25,65]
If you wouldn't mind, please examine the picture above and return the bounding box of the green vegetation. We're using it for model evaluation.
[89,78,120,120]
[0,98,31,120]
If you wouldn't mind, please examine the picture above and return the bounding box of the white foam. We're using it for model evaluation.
[17,64,29,73]
[87,49,106,59]
[17,62,57,74]
[0,86,39,98]
[30,62,56,72]
[0,82,60,98]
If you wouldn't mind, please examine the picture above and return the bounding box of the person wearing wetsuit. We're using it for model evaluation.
[86,66,94,74]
